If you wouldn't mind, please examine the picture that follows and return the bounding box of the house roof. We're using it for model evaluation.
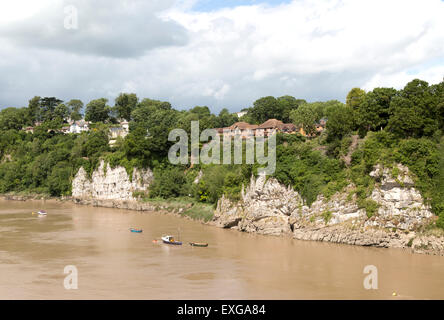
[229,122,259,130]
[216,119,297,133]
[258,119,285,129]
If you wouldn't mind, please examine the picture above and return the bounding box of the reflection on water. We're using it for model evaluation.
[1,199,444,299]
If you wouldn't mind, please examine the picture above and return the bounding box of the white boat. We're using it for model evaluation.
[37,210,47,216]
[161,235,182,245]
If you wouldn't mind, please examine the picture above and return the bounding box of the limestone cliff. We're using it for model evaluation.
[213,174,302,236]
[72,160,153,201]
[212,164,443,255]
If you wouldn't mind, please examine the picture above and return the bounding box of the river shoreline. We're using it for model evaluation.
[0,193,209,222]
[2,194,444,257]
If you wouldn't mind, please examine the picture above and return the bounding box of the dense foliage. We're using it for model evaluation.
[0,78,443,228]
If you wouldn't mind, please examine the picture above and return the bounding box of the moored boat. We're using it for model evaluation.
[130,228,143,233]
[189,242,208,247]
[161,235,182,245]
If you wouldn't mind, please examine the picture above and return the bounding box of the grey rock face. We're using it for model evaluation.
[212,164,442,254]
[367,164,433,231]
[213,174,302,236]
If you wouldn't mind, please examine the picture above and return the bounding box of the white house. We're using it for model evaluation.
[109,121,129,146]
[69,120,90,134]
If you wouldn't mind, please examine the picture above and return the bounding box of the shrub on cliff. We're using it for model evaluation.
[194,165,251,204]
[274,140,345,205]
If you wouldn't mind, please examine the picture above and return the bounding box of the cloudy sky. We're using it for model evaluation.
[0,0,443,113]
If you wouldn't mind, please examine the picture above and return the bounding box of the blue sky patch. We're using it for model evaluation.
[406,57,444,76]
[191,0,293,11]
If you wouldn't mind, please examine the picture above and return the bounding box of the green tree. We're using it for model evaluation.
[138,98,172,111]
[277,96,306,123]
[435,81,444,130]
[54,103,69,120]
[0,107,28,131]
[216,108,238,128]
[27,96,41,123]
[84,126,109,158]
[85,98,111,123]
[127,99,178,163]
[399,79,439,136]
[248,96,280,124]
[356,87,397,134]
[47,162,72,196]
[346,88,366,109]
[387,96,424,138]
[289,101,334,135]
[290,104,318,136]
[123,126,152,165]
[326,103,354,141]
[115,93,138,121]
[190,106,217,129]
[248,95,305,123]
[67,99,84,121]
[40,97,63,122]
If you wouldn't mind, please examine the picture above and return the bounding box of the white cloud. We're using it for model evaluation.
[0,0,188,57]
[0,0,443,111]
[363,65,444,92]
[165,0,444,81]
[0,0,52,25]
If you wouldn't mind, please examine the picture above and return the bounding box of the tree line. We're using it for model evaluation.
[0,78,443,228]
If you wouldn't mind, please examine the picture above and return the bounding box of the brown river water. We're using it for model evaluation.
[1,199,444,300]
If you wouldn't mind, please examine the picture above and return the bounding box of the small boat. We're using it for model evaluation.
[189,242,208,247]
[37,210,47,216]
[130,228,143,233]
[161,235,182,245]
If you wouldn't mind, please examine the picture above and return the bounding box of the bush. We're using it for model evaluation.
[47,162,72,196]
[195,166,229,203]
[274,141,344,205]
[149,167,188,199]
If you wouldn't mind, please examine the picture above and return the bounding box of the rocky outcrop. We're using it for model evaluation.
[212,164,443,255]
[367,164,433,230]
[213,175,302,236]
[293,225,406,248]
[72,160,153,201]
[292,225,444,255]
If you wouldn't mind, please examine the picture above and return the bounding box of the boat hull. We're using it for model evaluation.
[130,229,142,233]
[162,240,182,245]
[189,242,208,247]
[161,235,182,245]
